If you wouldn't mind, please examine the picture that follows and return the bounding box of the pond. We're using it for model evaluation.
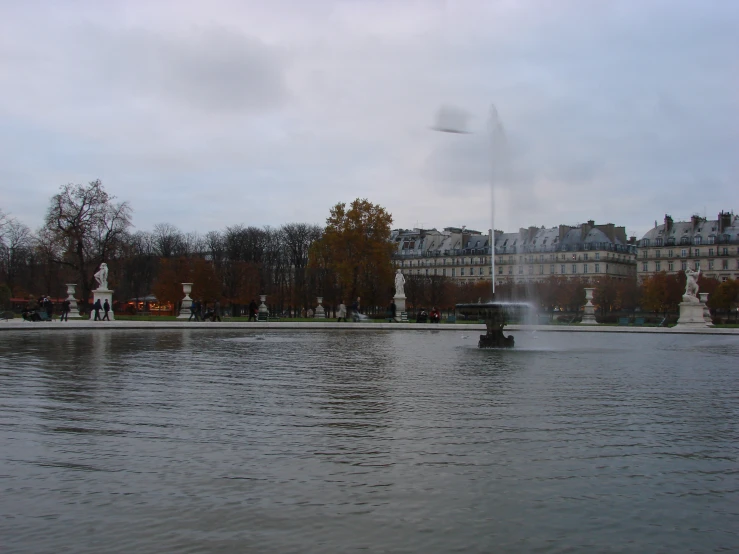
[1,330,737,553]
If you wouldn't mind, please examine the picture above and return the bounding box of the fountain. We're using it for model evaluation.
[437,104,532,347]
[456,301,532,348]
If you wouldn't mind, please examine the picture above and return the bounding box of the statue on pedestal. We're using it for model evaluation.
[394,269,405,297]
[94,263,109,290]
[684,267,700,300]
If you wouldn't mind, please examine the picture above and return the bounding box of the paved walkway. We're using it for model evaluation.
[1,318,737,335]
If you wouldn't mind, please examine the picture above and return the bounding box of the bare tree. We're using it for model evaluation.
[282,223,322,310]
[43,180,132,307]
[152,223,184,258]
[0,218,34,293]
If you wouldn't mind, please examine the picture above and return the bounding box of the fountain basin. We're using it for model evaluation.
[456,302,532,348]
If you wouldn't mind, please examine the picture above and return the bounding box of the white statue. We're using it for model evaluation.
[394,269,405,297]
[684,267,700,298]
[94,263,109,290]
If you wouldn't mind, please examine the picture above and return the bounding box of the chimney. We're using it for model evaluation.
[719,211,732,233]
[594,222,616,242]
[664,214,673,233]
[691,214,702,228]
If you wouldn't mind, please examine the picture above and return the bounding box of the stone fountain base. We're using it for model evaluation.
[479,321,515,348]
[456,302,530,349]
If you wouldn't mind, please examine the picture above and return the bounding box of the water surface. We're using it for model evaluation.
[1,330,737,553]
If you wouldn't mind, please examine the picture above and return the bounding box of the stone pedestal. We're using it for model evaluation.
[676,296,708,327]
[65,283,81,319]
[699,292,712,324]
[581,287,598,325]
[89,289,115,321]
[394,295,406,322]
[315,297,325,319]
[177,283,194,319]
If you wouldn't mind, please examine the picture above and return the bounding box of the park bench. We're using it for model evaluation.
[618,317,630,326]
[634,317,645,326]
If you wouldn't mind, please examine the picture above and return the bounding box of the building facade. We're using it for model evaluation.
[391,220,637,285]
[637,211,739,282]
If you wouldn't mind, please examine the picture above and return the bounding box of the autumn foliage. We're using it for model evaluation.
[309,199,395,310]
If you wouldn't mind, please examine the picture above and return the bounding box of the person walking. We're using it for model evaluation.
[102,299,111,321]
[389,299,397,322]
[189,300,198,321]
[60,299,70,321]
[337,300,347,322]
[93,299,102,321]
[248,299,257,322]
[214,299,222,322]
[44,296,54,320]
[351,297,361,321]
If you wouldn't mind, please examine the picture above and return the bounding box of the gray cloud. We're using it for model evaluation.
[0,0,736,240]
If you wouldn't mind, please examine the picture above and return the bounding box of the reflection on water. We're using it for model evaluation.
[1,330,738,553]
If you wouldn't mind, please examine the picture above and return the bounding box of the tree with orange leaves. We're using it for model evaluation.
[309,199,394,312]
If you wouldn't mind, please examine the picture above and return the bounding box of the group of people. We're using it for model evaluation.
[415,307,441,323]
[188,299,222,322]
[22,295,74,321]
[91,298,111,321]
[336,297,362,322]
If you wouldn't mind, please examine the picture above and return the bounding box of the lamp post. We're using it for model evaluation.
[433,104,502,296]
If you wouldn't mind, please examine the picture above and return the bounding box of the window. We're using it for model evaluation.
[656,238,663,246]
[550,265,554,274]
[642,262,648,272]
[572,264,577,274]
[561,265,566,274]
[668,262,674,271]
[460,268,465,276]
[518,266,523,274]
[643,239,650,247]
[668,249,673,257]
[655,261,661,271]
[584,253,589,261]
[539,254,544,262]
[595,263,600,273]
[498,267,502,275]
[681,261,687,271]
[595,253,600,260]
[694,249,700,257]
[694,261,700,271]
[655,250,661,258]
[709,248,714,256]
[642,251,648,259]
[452,268,456,276]
[694,236,702,245]
[442,268,446,276]
[539,265,544,275]
[681,249,687,257]
[708,260,714,270]
[583,264,588,274]
[508,266,512,275]
[722,247,729,255]
[528,266,533,275]
[470,267,473,276]
[479,267,484,276]
[722,259,729,270]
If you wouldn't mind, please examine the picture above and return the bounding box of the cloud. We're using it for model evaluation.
[0,0,737,240]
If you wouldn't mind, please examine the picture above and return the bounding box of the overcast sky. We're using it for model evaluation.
[1,0,737,239]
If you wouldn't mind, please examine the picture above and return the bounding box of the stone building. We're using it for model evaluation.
[637,211,739,282]
[391,220,637,285]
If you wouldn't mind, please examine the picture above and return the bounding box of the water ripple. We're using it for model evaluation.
[0,330,738,553]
